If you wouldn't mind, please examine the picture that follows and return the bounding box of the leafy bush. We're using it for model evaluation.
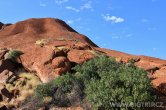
[74,55,155,110]
[34,73,84,107]
[33,55,155,110]
[35,82,55,98]
[6,50,23,60]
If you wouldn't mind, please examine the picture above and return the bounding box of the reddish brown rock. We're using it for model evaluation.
[52,56,70,68]
[67,49,95,64]
[51,56,71,76]
[153,66,166,78]
[0,18,97,49]
[94,47,133,58]
[21,46,71,82]
[21,47,54,82]
[0,18,97,83]
[0,18,166,96]
[0,49,8,60]
[71,42,92,50]
[152,66,166,87]
[135,59,162,71]
[0,70,14,83]
[0,87,13,102]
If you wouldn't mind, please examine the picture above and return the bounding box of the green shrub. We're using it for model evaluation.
[6,50,23,60]
[73,56,121,84]
[33,55,155,110]
[73,55,155,110]
[35,82,55,98]
[34,73,84,107]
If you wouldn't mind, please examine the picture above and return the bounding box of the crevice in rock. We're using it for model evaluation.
[147,67,160,75]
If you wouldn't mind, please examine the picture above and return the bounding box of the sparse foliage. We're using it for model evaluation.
[6,50,23,61]
[35,39,48,47]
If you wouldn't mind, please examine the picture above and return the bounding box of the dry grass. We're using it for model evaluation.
[3,72,41,107]
[35,39,49,47]
[87,50,104,57]
[43,96,53,104]
[57,46,70,51]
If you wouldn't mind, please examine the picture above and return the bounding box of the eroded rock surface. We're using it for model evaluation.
[0,18,166,109]
[0,18,165,88]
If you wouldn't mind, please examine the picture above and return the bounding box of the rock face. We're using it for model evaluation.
[0,48,18,84]
[0,18,98,83]
[0,18,165,93]
[0,22,12,31]
[67,49,95,64]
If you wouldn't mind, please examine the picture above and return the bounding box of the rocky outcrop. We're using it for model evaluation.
[0,22,12,31]
[0,18,166,108]
[0,70,15,84]
[0,18,165,85]
[0,18,97,49]
[67,49,95,64]
[0,49,18,84]
[0,18,98,83]
[20,43,96,82]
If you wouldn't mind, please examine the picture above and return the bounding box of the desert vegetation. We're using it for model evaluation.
[0,72,41,108]
[35,39,50,47]
[5,49,23,62]
[21,55,155,110]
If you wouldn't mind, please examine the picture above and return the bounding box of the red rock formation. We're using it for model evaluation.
[0,18,97,49]
[0,18,98,82]
[0,18,165,94]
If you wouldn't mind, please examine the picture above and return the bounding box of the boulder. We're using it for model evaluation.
[153,66,166,78]
[152,66,166,87]
[135,60,162,71]
[21,47,71,82]
[52,56,70,69]
[0,87,13,102]
[0,70,15,84]
[71,42,92,50]
[67,49,95,64]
